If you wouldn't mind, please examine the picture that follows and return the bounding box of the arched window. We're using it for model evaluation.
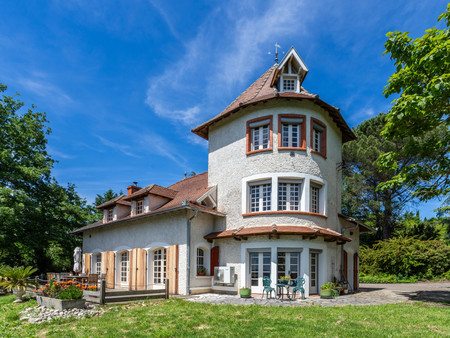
[197,248,205,274]
[153,249,166,284]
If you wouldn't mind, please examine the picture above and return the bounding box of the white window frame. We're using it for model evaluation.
[248,180,272,213]
[281,122,302,148]
[107,208,114,222]
[250,124,270,151]
[91,253,102,275]
[136,199,144,215]
[313,128,322,152]
[242,173,327,215]
[310,183,323,214]
[152,248,166,285]
[278,180,302,211]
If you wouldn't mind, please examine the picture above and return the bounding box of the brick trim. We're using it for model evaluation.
[310,117,327,158]
[278,114,307,150]
[242,210,328,219]
[246,115,273,155]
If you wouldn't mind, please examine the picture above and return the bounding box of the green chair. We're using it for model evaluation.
[293,277,305,299]
[262,276,275,299]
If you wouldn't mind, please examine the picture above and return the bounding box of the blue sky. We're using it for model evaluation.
[0,0,447,218]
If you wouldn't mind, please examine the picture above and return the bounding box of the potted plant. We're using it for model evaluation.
[36,280,89,310]
[239,287,251,298]
[197,267,207,276]
[0,265,37,302]
[278,276,291,285]
[320,282,337,299]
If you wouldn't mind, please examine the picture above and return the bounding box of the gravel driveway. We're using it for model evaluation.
[187,282,450,307]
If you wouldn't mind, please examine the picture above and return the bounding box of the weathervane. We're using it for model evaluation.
[268,42,283,63]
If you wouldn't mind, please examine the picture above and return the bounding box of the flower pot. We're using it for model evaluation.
[36,296,85,310]
[13,288,26,302]
[239,288,251,298]
[197,272,206,276]
[278,279,288,285]
[320,289,333,299]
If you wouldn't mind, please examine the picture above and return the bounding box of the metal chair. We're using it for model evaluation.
[292,277,305,299]
[262,276,275,299]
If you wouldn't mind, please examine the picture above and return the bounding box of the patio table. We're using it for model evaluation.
[276,283,293,300]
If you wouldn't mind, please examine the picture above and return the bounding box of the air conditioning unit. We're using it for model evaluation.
[214,266,235,284]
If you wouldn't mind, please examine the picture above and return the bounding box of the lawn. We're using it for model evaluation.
[1,295,449,337]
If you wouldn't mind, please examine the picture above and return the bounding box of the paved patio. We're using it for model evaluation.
[187,282,450,307]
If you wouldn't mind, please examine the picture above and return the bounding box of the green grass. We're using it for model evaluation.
[1,295,449,337]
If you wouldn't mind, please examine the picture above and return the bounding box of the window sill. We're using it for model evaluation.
[196,275,212,279]
[279,147,307,152]
[242,211,328,219]
[246,148,273,156]
[311,150,327,159]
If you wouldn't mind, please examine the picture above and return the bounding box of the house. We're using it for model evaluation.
[73,47,372,296]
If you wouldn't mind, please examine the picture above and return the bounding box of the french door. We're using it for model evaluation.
[119,251,129,287]
[277,251,300,279]
[249,252,271,294]
[310,252,318,294]
[153,248,166,286]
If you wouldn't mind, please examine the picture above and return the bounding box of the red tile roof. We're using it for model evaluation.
[72,172,221,234]
[96,195,131,209]
[191,64,356,143]
[204,225,351,243]
[122,184,178,201]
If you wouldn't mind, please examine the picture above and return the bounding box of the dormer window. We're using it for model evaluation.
[282,77,297,92]
[136,199,144,215]
[107,208,114,222]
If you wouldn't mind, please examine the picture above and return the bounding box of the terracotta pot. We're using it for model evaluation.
[197,272,206,276]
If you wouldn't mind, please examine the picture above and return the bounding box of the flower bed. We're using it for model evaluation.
[35,280,98,310]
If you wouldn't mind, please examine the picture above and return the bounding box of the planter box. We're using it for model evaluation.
[36,296,85,310]
[320,289,334,299]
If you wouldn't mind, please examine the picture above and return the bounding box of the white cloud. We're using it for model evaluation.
[16,77,73,105]
[95,135,141,158]
[145,0,306,130]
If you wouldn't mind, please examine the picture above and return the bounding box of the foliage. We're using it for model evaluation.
[378,5,450,200]
[320,282,337,290]
[37,280,96,300]
[342,113,420,239]
[359,273,419,284]
[197,266,207,274]
[1,297,450,337]
[0,266,37,291]
[0,83,96,272]
[394,211,443,240]
[360,237,450,279]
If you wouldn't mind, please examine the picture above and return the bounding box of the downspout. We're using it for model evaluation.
[184,201,198,296]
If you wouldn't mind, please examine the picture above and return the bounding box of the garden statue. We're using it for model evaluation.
[73,247,82,274]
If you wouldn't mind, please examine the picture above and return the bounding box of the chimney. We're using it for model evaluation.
[127,182,141,196]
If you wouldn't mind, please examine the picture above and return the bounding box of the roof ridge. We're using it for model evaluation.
[167,171,208,189]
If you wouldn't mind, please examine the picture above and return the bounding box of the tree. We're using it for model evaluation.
[343,113,421,240]
[378,5,450,201]
[0,83,95,272]
[395,211,441,241]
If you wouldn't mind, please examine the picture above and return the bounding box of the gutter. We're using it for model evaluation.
[184,200,198,296]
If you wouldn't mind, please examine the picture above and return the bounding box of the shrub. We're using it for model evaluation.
[37,280,96,300]
[360,237,450,279]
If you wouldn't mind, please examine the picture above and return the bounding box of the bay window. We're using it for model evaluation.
[249,182,272,212]
[278,181,302,211]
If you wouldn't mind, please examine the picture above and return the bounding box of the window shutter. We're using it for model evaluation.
[105,251,115,289]
[84,253,91,275]
[166,245,179,295]
[210,246,219,276]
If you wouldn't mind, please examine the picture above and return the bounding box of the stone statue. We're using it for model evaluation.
[73,247,82,273]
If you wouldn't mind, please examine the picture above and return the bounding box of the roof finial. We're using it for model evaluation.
[184,171,187,179]
[274,42,281,63]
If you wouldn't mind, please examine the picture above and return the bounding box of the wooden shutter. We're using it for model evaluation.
[135,248,146,290]
[101,252,108,274]
[105,251,115,289]
[84,253,91,275]
[210,246,219,276]
[353,253,359,291]
[166,245,179,295]
[129,249,135,290]
[343,251,348,279]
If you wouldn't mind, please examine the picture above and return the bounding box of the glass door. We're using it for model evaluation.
[120,251,129,287]
[249,252,271,294]
[277,252,300,280]
[310,252,318,294]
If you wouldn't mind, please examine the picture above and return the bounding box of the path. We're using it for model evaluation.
[187,282,450,307]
